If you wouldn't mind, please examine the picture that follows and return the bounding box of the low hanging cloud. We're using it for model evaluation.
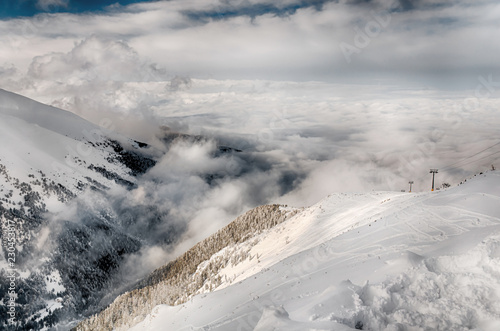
[2,33,500,205]
[39,130,308,284]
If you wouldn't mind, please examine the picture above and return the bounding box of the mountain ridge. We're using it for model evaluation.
[75,204,298,331]
[79,170,500,331]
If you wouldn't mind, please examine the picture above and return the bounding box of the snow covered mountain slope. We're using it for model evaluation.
[0,88,154,196]
[125,171,500,330]
[0,88,101,141]
[0,89,158,330]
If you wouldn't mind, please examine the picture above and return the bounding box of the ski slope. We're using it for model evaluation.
[131,171,500,330]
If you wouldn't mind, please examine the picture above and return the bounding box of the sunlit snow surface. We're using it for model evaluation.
[0,88,135,201]
[131,172,500,330]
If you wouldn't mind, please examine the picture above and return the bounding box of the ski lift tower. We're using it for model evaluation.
[408,181,414,192]
[430,169,438,191]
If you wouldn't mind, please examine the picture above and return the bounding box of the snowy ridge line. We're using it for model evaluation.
[74,204,298,331]
[0,88,100,141]
[129,171,500,330]
[192,193,439,327]
[102,190,423,331]
[217,191,435,282]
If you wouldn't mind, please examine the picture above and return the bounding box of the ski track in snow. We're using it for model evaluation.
[130,172,500,331]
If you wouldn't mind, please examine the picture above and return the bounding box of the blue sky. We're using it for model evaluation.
[0,0,423,21]
[0,0,154,18]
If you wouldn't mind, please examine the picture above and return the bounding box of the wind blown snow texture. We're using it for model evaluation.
[129,170,500,331]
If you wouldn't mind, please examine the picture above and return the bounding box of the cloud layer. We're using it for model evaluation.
[1,0,500,85]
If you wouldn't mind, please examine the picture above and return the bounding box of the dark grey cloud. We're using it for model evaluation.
[396,0,415,11]
[181,0,332,23]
